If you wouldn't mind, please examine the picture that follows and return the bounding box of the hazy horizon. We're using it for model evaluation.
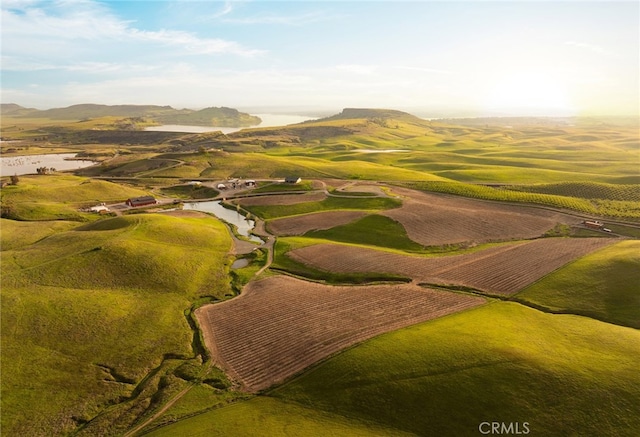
[2,1,638,118]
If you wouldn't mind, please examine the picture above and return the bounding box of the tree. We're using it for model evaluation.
[10,174,19,185]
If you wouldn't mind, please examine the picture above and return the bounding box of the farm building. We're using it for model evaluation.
[126,196,157,207]
[217,183,227,190]
[89,204,110,213]
[583,220,604,230]
[285,176,302,184]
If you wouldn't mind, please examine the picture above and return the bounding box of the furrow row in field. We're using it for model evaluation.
[288,238,615,295]
[267,210,368,236]
[383,186,581,245]
[196,277,484,392]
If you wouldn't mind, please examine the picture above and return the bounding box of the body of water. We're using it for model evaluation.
[183,200,262,243]
[1,153,98,177]
[144,113,315,134]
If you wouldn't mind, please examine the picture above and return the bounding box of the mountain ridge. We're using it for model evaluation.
[0,103,261,127]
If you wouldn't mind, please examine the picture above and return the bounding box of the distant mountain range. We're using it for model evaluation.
[0,103,262,127]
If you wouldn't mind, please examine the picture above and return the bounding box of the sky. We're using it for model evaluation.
[1,0,638,117]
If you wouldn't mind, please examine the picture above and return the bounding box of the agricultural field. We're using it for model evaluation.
[381,186,582,245]
[1,110,638,436]
[287,238,614,295]
[196,276,485,392]
[151,302,640,437]
[267,210,368,235]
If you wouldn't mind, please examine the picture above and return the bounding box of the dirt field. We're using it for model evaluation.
[196,276,484,392]
[267,210,368,235]
[236,192,327,207]
[288,238,614,295]
[382,186,581,245]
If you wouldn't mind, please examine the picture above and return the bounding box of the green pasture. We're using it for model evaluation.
[147,396,411,437]
[517,240,640,328]
[0,174,150,221]
[251,180,314,193]
[245,196,401,220]
[0,219,78,250]
[304,214,424,252]
[270,302,640,436]
[3,214,233,297]
[1,286,192,436]
[1,213,233,436]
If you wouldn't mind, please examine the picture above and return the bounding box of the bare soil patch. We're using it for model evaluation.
[289,238,614,295]
[267,210,368,236]
[236,192,326,207]
[196,276,484,392]
[383,186,581,245]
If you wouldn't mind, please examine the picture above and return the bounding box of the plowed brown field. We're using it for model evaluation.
[382,187,581,245]
[289,238,614,295]
[196,276,484,392]
[267,210,368,235]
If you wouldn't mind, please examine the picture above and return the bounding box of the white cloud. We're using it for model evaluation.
[0,0,264,71]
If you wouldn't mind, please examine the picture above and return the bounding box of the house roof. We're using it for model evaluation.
[127,196,156,206]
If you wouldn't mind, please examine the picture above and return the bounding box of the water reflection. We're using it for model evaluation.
[183,200,262,243]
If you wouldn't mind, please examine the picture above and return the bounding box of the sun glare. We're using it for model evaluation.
[483,72,575,116]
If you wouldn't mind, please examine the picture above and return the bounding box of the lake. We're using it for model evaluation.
[145,113,315,134]
[182,200,262,243]
[1,153,98,177]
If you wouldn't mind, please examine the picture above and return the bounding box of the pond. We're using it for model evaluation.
[231,258,250,269]
[182,200,262,243]
[1,153,98,176]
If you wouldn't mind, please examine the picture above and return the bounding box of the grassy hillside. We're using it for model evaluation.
[304,214,425,252]
[0,175,151,221]
[245,196,402,220]
[147,396,411,437]
[148,302,640,436]
[1,213,234,436]
[0,219,78,250]
[516,240,640,328]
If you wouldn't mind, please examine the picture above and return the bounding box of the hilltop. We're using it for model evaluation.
[1,103,261,127]
[317,107,424,122]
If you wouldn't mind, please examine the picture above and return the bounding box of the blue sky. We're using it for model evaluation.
[1,0,638,116]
